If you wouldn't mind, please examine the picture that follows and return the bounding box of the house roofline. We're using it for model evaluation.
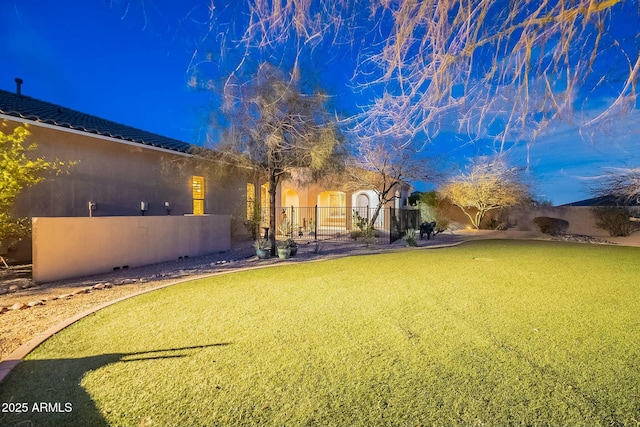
[0,113,194,158]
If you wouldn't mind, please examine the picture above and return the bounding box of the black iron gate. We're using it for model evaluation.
[266,205,421,244]
[389,207,421,243]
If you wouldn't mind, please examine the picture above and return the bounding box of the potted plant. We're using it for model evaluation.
[254,238,270,259]
[284,238,298,256]
[277,240,291,259]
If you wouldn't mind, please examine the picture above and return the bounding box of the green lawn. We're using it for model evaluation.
[1,240,639,426]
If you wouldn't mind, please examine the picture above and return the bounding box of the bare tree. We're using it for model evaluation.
[591,167,640,205]
[185,0,637,155]
[205,63,345,253]
[439,157,530,229]
[329,141,431,229]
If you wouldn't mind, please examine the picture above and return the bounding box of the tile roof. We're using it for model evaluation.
[0,89,193,153]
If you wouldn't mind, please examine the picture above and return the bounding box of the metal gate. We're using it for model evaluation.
[265,206,421,244]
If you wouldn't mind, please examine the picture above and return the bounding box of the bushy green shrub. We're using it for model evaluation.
[533,217,569,235]
[591,207,638,237]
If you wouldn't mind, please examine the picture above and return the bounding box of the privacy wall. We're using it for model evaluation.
[507,206,640,236]
[32,215,230,283]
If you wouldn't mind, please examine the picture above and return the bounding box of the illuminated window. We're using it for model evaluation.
[260,182,270,215]
[192,176,205,215]
[247,182,256,220]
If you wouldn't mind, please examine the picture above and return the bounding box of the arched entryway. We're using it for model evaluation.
[279,189,300,236]
[355,192,370,219]
[352,190,383,227]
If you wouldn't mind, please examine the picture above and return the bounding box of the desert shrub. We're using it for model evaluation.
[245,201,263,240]
[533,217,569,235]
[403,228,418,246]
[351,210,374,241]
[486,217,508,230]
[419,191,450,232]
[487,209,512,230]
[591,207,638,237]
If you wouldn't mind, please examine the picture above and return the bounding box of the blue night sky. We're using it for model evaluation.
[2,0,639,205]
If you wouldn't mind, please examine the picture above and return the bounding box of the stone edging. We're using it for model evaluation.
[0,255,340,384]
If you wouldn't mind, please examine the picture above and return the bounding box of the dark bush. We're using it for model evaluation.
[591,207,639,237]
[533,216,569,235]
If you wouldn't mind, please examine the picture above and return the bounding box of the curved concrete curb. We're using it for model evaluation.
[0,240,471,384]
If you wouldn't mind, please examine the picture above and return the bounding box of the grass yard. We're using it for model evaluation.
[1,240,639,426]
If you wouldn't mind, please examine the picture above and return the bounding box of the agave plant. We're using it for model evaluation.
[253,238,270,251]
[403,228,418,247]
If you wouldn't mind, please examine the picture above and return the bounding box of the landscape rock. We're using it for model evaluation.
[9,302,27,310]
[93,284,106,290]
[27,300,44,307]
[0,289,8,296]
[8,285,19,291]
[0,306,8,314]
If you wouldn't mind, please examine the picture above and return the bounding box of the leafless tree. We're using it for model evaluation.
[185,0,637,156]
[327,140,432,228]
[591,167,640,205]
[439,156,530,229]
[202,63,345,253]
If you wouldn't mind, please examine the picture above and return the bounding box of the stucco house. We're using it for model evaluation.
[0,84,251,269]
[1,82,414,278]
[268,179,412,241]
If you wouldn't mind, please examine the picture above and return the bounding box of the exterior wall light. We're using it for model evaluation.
[164,201,171,215]
[140,201,148,216]
[88,201,97,217]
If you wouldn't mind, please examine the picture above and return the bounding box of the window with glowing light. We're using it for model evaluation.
[247,182,256,220]
[192,176,205,215]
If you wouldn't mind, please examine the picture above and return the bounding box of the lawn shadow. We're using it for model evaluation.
[0,343,231,427]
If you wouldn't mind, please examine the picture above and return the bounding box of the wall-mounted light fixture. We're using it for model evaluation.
[88,201,97,217]
[140,201,148,216]
[164,201,171,215]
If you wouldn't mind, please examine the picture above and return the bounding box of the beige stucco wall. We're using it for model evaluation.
[32,215,230,283]
[507,206,640,236]
[2,117,250,262]
[12,121,250,219]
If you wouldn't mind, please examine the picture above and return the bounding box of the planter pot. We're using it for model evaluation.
[289,246,298,257]
[255,248,270,259]
[277,248,291,259]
